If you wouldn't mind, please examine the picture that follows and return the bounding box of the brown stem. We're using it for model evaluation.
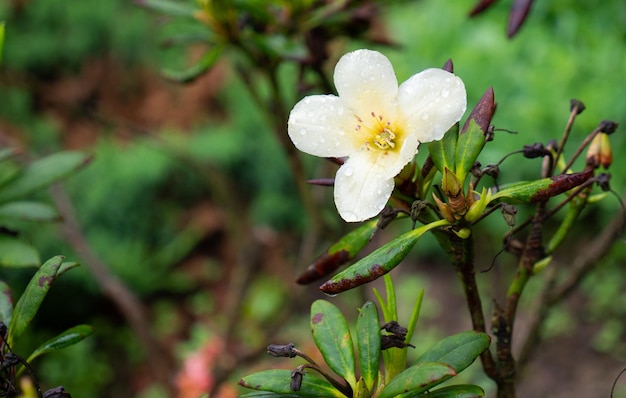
[448,232,497,375]
[50,184,175,393]
[518,207,622,369]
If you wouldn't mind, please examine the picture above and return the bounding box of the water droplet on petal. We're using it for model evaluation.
[421,113,430,120]
[441,89,450,98]
[299,128,307,136]
[343,167,354,177]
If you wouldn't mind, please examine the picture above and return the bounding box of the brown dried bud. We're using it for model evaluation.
[501,204,518,227]
[570,99,586,115]
[599,120,618,135]
[290,367,305,391]
[267,343,297,358]
[586,133,612,169]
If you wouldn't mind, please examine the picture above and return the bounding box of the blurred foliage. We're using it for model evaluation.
[0,0,623,396]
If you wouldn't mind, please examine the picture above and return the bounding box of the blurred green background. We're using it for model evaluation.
[0,0,624,397]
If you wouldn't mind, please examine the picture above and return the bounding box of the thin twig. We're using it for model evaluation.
[50,184,175,393]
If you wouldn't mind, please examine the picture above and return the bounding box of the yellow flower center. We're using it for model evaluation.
[356,111,399,152]
[373,128,396,150]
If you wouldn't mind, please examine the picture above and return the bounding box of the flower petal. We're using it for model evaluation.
[288,95,361,157]
[386,132,420,178]
[398,68,467,143]
[334,152,395,222]
[334,49,399,118]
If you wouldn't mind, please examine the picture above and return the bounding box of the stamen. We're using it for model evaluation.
[373,128,396,149]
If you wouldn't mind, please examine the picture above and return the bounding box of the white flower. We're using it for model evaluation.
[288,49,467,222]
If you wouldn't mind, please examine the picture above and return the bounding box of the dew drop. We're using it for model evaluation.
[343,167,354,177]
[441,89,450,98]
[323,292,338,298]
[421,112,430,120]
[299,128,307,136]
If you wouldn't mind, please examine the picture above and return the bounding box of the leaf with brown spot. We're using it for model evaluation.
[7,256,67,345]
[320,219,449,294]
[296,220,378,284]
[310,300,357,389]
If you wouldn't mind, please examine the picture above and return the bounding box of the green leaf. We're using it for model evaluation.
[491,170,593,204]
[0,280,12,325]
[296,219,378,284]
[135,0,198,18]
[0,201,60,223]
[7,256,65,345]
[0,152,92,203]
[455,119,486,184]
[238,369,344,397]
[320,219,449,294]
[416,331,490,373]
[26,324,94,363]
[356,301,380,392]
[428,124,458,174]
[402,384,484,398]
[162,46,222,83]
[378,362,456,398]
[310,300,357,388]
[0,236,40,268]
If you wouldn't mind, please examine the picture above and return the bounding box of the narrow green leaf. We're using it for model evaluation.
[491,170,593,204]
[26,325,94,363]
[296,219,378,284]
[0,236,40,268]
[162,46,222,83]
[7,256,65,345]
[401,384,484,398]
[455,119,486,184]
[378,362,456,398]
[0,152,92,203]
[416,331,490,373]
[0,281,12,325]
[356,301,380,392]
[238,369,344,397]
[320,219,449,294]
[0,201,60,223]
[428,124,458,174]
[310,300,357,388]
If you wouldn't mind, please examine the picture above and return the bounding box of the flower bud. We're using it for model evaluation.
[586,133,612,169]
[432,193,455,223]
